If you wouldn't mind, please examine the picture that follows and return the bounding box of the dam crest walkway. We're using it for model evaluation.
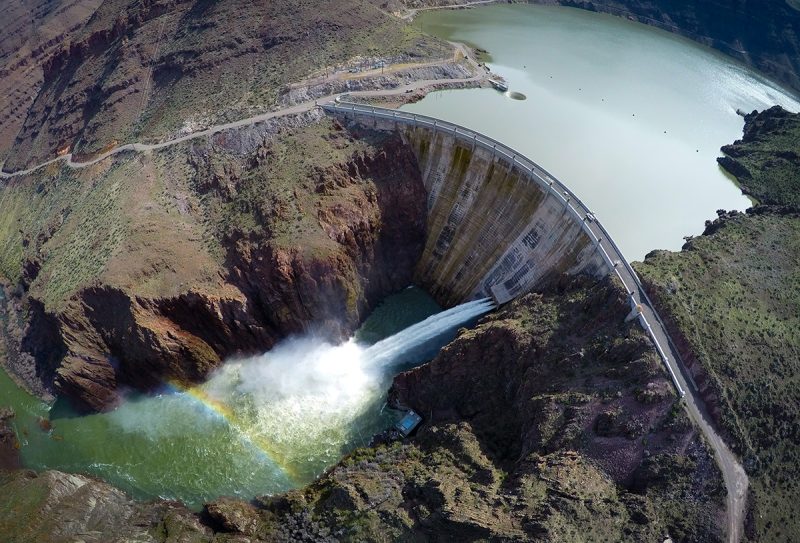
[324,100,747,543]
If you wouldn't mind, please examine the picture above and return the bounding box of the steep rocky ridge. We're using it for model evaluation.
[0,117,429,412]
[0,468,212,543]
[718,105,800,206]
[637,107,800,542]
[0,408,19,470]
[0,2,795,539]
[0,0,103,161]
[0,278,726,542]
[382,277,724,541]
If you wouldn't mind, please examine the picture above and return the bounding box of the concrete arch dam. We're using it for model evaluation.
[322,101,749,543]
[323,101,613,307]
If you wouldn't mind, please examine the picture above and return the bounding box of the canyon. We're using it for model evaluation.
[1,1,799,541]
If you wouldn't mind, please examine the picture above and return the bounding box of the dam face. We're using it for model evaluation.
[327,103,612,306]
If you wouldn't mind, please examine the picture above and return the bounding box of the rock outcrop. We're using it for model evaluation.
[0,0,103,160]
[201,279,723,542]
[0,0,448,170]
[0,408,19,470]
[390,277,721,495]
[0,468,210,543]
[637,209,800,543]
[2,119,428,412]
[718,105,800,206]
[0,278,726,542]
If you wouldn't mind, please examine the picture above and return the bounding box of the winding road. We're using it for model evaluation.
[398,0,501,20]
[0,47,486,180]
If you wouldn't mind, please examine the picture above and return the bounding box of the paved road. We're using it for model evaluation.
[0,52,486,180]
[323,101,748,543]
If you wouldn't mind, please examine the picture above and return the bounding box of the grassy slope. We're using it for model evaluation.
[0,119,395,312]
[719,106,800,206]
[637,107,800,542]
[0,0,448,300]
[0,153,221,310]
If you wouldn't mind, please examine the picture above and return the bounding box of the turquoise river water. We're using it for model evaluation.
[2,288,497,509]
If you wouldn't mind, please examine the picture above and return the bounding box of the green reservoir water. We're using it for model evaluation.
[404,5,800,260]
[0,287,453,509]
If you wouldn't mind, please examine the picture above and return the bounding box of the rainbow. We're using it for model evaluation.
[168,381,302,485]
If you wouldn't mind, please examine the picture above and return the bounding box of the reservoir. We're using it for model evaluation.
[2,4,800,509]
[403,4,800,260]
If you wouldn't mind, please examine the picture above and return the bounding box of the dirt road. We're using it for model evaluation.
[0,48,485,179]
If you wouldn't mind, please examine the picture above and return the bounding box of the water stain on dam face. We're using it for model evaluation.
[338,113,610,307]
[413,125,606,306]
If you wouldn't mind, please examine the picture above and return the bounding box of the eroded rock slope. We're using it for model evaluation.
[0,117,428,411]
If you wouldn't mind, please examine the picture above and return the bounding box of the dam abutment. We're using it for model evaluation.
[321,101,689,397]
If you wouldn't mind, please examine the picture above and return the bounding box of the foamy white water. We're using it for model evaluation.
[13,287,489,508]
[194,297,495,480]
[365,298,495,367]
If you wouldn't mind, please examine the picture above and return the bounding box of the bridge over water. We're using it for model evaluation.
[324,100,747,543]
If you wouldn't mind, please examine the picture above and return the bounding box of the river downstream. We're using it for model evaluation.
[403,4,800,260]
[2,288,494,509]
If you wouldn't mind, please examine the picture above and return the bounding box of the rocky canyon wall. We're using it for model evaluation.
[337,111,611,307]
[5,104,615,413]
[0,118,429,412]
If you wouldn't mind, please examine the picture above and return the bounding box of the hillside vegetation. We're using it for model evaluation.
[718,106,800,206]
[0,0,456,411]
[233,277,717,540]
[198,280,722,542]
[1,0,448,169]
[637,106,800,542]
[0,278,725,542]
[0,117,429,412]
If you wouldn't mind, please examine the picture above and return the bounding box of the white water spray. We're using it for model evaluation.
[196,297,495,478]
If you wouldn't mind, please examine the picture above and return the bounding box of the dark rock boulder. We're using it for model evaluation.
[0,408,19,470]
